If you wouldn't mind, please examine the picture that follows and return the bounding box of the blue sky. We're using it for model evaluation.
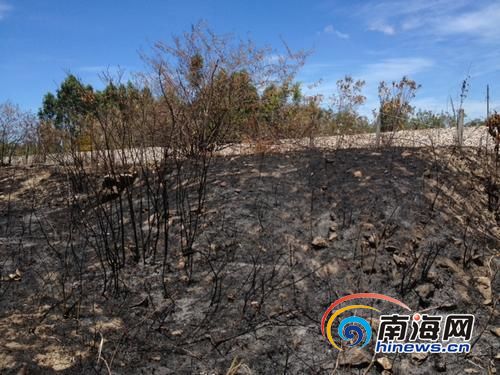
[1,0,499,119]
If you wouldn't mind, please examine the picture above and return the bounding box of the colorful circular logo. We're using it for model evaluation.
[321,293,411,350]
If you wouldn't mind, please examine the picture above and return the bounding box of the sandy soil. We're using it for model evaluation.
[3,126,494,167]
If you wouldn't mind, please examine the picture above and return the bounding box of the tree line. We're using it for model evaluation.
[0,24,487,165]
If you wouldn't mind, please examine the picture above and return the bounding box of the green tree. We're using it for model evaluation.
[224,70,259,141]
[38,74,95,135]
[91,80,158,149]
[260,81,303,129]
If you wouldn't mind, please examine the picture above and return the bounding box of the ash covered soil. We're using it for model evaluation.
[0,146,499,374]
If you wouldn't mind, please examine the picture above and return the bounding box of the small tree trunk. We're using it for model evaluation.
[457,109,464,147]
[375,113,381,147]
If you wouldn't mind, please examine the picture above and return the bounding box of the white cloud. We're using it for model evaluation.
[363,0,466,19]
[334,30,350,39]
[359,0,500,42]
[436,3,500,41]
[0,1,12,20]
[361,58,434,83]
[323,24,350,39]
[401,18,424,31]
[323,25,334,34]
[369,22,395,36]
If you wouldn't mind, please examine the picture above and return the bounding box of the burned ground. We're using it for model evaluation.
[0,146,499,374]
